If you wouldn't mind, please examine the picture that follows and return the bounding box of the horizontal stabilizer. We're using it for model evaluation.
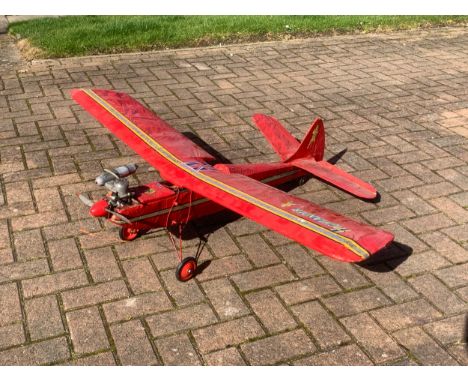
[291,158,377,200]
[252,114,299,161]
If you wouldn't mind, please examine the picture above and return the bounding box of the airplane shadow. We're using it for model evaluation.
[358,242,413,272]
[182,132,232,164]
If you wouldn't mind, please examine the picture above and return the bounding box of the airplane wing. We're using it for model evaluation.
[72,89,393,262]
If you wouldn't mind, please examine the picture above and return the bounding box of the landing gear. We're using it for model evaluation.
[175,256,197,282]
[119,226,140,241]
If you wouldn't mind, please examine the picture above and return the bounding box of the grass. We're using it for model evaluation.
[8,15,468,59]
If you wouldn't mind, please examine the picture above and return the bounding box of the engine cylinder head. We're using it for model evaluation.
[95,164,138,186]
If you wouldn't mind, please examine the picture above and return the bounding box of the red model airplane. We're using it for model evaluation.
[73,89,393,281]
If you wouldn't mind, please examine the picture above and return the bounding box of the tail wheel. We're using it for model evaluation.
[175,257,197,282]
[119,226,140,241]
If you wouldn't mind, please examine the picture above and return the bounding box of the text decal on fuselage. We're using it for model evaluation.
[292,208,348,233]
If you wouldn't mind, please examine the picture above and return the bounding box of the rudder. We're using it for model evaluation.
[284,118,325,162]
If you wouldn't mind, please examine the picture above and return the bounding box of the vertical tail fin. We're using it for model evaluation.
[252,114,325,162]
[285,118,325,162]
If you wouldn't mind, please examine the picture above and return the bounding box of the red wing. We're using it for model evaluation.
[172,167,393,262]
[72,89,215,163]
[72,89,393,262]
[291,159,377,200]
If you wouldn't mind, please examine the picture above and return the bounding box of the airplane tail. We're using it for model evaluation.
[252,114,325,162]
[253,113,377,200]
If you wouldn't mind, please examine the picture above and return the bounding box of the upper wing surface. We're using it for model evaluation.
[72,88,215,163]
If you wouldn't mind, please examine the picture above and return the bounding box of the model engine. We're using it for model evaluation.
[95,164,138,208]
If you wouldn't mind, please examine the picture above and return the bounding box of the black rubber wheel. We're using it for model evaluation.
[175,256,197,282]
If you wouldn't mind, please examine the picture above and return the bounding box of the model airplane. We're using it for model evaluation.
[72,89,393,281]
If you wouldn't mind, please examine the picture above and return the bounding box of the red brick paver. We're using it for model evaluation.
[0,28,467,365]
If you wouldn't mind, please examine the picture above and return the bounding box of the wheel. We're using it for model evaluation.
[175,257,197,282]
[119,226,140,241]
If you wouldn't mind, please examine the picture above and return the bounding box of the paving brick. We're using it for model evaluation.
[341,312,404,363]
[47,238,83,271]
[392,189,437,215]
[84,247,121,282]
[147,303,218,337]
[420,231,468,263]
[120,257,161,294]
[33,187,63,212]
[67,307,109,355]
[64,352,116,366]
[61,280,129,310]
[160,269,205,307]
[409,274,466,314]
[391,251,451,277]
[0,323,25,350]
[42,219,101,241]
[359,264,418,303]
[156,333,201,365]
[371,299,443,332]
[111,320,159,365]
[362,205,415,225]
[442,223,468,242]
[0,283,22,326]
[237,234,279,267]
[430,197,468,224]
[0,220,10,249]
[279,243,323,277]
[294,344,373,366]
[205,227,240,257]
[0,248,13,264]
[103,291,172,323]
[4,181,32,204]
[25,295,64,340]
[402,213,455,234]
[201,278,249,320]
[394,327,458,365]
[192,316,264,354]
[0,337,69,365]
[448,344,468,365]
[424,314,468,345]
[317,257,369,289]
[114,237,171,260]
[13,229,46,261]
[22,269,89,298]
[434,263,468,288]
[241,329,315,365]
[292,300,350,349]
[275,275,341,305]
[0,258,50,282]
[245,289,297,333]
[203,347,246,365]
[376,175,423,193]
[323,287,391,317]
[412,182,460,199]
[11,211,68,231]
[193,254,252,282]
[231,264,295,292]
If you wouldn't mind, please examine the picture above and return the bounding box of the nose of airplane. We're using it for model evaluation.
[90,199,109,217]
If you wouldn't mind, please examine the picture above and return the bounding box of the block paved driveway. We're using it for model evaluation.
[0,27,467,366]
